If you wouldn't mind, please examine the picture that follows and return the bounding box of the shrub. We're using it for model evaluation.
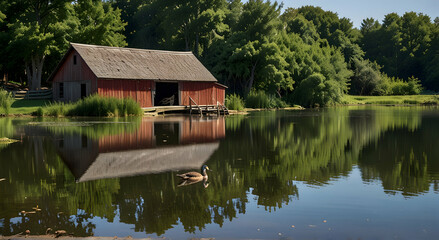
[406,76,423,95]
[36,94,143,117]
[245,90,289,109]
[44,102,70,117]
[225,94,245,111]
[272,97,289,108]
[0,89,13,115]
[245,90,271,108]
[68,94,142,117]
[381,75,423,96]
[35,107,44,117]
[293,73,343,107]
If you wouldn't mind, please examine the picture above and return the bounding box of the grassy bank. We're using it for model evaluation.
[9,99,52,115]
[0,94,143,117]
[37,94,143,117]
[342,95,439,105]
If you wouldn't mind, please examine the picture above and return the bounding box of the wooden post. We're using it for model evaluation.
[216,101,221,116]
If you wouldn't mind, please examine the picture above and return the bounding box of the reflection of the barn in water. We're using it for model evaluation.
[56,117,225,182]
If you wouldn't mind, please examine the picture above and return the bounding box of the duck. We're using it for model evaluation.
[177,165,210,181]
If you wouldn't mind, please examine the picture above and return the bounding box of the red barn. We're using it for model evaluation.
[49,43,226,107]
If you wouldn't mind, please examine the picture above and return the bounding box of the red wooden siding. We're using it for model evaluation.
[180,118,226,144]
[98,120,154,153]
[180,82,226,105]
[97,118,225,152]
[52,49,98,102]
[52,50,97,85]
[215,84,226,105]
[97,79,153,107]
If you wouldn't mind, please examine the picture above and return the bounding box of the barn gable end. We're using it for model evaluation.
[51,48,98,102]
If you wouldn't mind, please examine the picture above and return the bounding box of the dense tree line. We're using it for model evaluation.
[1,0,438,106]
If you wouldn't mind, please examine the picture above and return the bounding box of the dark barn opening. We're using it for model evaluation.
[154,122,180,146]
[81,84,86,99]
[155,82,178,106]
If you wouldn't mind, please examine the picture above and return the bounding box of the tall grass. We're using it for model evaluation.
[39,102,72,117]
[245,90,288,109]
[0,89,13,116]
[36,94,143,117]
[225,94,245,110]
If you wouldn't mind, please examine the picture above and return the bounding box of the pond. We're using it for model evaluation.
[0,106,438,239]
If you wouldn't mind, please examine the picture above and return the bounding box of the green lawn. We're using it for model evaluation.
[7,99,52,115]
[342,95,439,105]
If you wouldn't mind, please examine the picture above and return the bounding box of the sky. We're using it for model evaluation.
[279,0,439,28]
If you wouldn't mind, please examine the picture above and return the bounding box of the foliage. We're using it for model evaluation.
[70,94,142,117]
[292,73,344,107]
[40,101,71,117]
[245,90,271,108]
[72,0,127,47]
[2,0,439,105]
[360,12,439,91]
[245,90,288,109]
[387,76,423,95]
[37,94,143,117]
[349,59,384,96]
[0,89,12,115]
[225,93,244,111]
[1,0,127,91]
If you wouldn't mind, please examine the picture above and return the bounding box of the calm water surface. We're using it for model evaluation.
[0,106,438,239]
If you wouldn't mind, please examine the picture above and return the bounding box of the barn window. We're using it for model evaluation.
[73,55,77,65]
[59,83,64,98]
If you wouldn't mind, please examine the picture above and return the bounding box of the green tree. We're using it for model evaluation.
[398,12,432,80]
[204,0,290,95]
[234,0,281,42]
[281,9,319,44]
[71,0,127,47]
[109,0,144,45]
[349,59,384,95]
[4,0,126,90]
[293,73,344,107]
[7,0,72,90]
[146,0,228,56]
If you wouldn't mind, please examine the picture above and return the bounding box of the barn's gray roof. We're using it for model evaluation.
[64,43,217,82]
[76,142,219,182]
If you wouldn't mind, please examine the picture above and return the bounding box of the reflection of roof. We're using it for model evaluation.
[78,142,219,182]
[70,43,217,82]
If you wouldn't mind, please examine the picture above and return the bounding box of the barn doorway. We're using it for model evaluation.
[154,82,178,106]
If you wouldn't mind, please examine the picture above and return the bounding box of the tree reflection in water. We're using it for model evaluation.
[0,107,438,236]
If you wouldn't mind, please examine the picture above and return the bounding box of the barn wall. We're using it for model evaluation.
[97,79,153,107]
[215,84,226,105]
[180,117,225,144]
[52,49,97,102]
[180,82,219,105]
[98,117,225,152]
[98,120,154,153]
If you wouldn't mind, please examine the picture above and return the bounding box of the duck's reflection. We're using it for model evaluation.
[177,165,211,188]
[53,117,225,182]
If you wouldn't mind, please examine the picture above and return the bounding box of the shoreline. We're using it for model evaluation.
[0,236,166,240]
[2,98,438,118]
